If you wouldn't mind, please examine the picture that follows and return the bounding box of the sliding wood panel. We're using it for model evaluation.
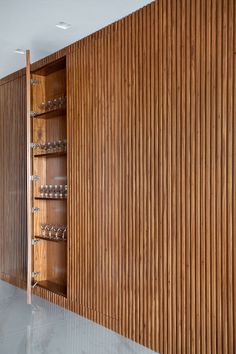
[66,0,236,352]
[26,50,32,304]
[0,74,27,287]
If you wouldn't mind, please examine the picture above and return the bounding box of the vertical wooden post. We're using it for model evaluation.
[26,49,32,304]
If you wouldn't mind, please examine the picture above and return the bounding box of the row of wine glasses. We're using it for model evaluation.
[39,184,67,199]
[38,95,66,112]
[34,140,67,153]
[40,224,67,240]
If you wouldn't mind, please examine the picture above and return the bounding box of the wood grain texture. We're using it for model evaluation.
[0,75,27,287]
[65,0,236,351]
[1,0,236,353]
[31,65,67,295]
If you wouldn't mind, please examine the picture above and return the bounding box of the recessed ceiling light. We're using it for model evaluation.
[14,49,25,55]
[56,22,72,30]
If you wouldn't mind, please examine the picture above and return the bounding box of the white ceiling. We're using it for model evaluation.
[0,0,153,79]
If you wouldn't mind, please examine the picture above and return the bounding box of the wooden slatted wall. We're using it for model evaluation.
[1,0,236,353]
[66,0,236,352]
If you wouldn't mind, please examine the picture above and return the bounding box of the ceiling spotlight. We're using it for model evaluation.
[56,22,72,30]
[14,49,25,55]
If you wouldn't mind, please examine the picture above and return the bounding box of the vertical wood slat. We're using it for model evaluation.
[0,0,236,353]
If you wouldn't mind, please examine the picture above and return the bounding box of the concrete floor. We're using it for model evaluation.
[0,280,158,354]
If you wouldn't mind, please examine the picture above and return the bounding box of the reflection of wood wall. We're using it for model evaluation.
[0,73,27,287]
[1,0,236,352]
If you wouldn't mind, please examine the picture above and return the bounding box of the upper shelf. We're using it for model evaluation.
[32,57,66,76]
[31,108,66,120]
[35,235,67,243]
[35,197,67,200]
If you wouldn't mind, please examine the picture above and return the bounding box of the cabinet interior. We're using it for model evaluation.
[31,58,67,297]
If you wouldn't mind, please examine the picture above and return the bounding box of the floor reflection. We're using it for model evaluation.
[0,280,158,354]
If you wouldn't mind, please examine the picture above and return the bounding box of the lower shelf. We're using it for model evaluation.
[37,280,67,297]
[35,235,67,242]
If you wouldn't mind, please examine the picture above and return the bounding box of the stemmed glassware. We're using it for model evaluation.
[62,226,67,240]
[33,139,67,155]
[38,95,66,113]
[40,223,67,240]
[38,184,67,199]
[41,224,46,237]
[48,185,53,198]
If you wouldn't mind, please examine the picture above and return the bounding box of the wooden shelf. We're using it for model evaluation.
[37,280,67,297]
[32,57,66,76]
[35,197,67,200]
[34,235,67,243]
[34,151,66,158]
[30,58,68,302]
[32,108,66,120]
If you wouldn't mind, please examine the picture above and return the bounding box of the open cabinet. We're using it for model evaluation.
[27,52,68,302]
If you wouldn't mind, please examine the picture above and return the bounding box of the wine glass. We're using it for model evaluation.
[47,100,53,111]
[47,142,53,152]
[44,185,49,198]
[62,139,67,151]
[57,140,62,151]
[59,185,64,198]
[62,226,67,240]
[39,185,45,197]
[54,225,59,239]
[52,225,59,239]
[45,224,52,238]
[53,98,58,110]
[41,224,46,237]
[64,185,67,198]
[49,185,54,198]
[39,102,46,112]
[52,141,57,152]
[54,185,59,198]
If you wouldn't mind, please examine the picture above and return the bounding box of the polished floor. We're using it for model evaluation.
[0,280,158,354]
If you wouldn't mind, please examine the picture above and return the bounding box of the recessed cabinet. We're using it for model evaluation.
[27,55,68,301]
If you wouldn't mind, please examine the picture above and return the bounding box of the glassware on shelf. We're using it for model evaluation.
[40,185,45,197]
[62,226,67,240]
[62,139,67,151]
[39,223,67,240]
[48,185,54,198]
[32,139,67,155]
[52,141,58,151]
[57,140,62,151]
[48,225,54,238]
[64,185,68,198]
[54,185,59,198]
[38,184,67,199]
[44,185,49,198]
[39,102,46,111]
[37,95,66,114]
[45,224,52,238]
[59,185,64,198]
[41,224,46,237]
[53,98,58,109]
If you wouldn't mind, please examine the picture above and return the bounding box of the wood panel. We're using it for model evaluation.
[66,0,236,352]
[0,75,27,286]
[26,49,32,304]
[0,0,236,353]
